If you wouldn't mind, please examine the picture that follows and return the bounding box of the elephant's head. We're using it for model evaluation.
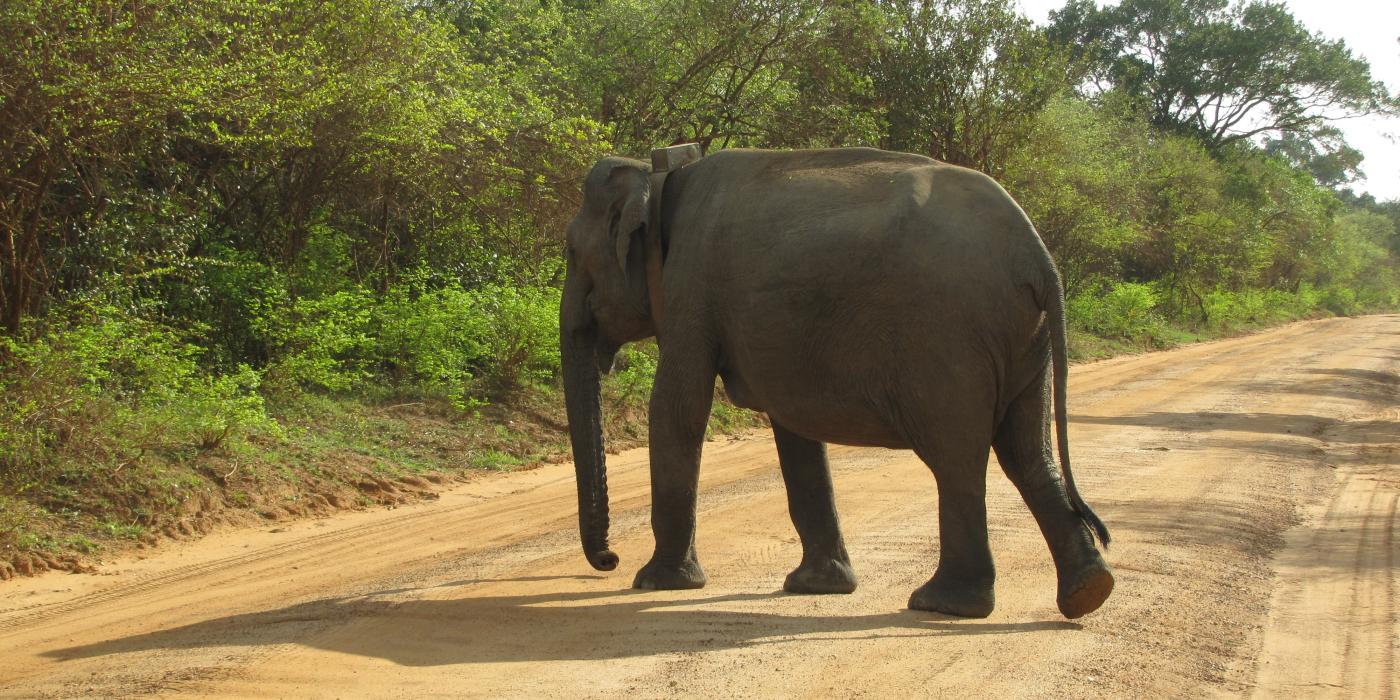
[560,156,657,572]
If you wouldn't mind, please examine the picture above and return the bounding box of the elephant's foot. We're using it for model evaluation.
[908,576,995,618]
[633,557,707,590]
[784,557,857,594]
[1057,558,1114,619]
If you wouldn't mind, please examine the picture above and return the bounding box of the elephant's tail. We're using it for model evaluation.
[1046,266,1111,549]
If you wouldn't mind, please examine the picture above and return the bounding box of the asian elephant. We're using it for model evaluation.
[560,146,1113,619]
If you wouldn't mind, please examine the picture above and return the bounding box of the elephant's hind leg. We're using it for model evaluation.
[992,376,1113,619]
[773,423,857,594]
[908,441,997,618]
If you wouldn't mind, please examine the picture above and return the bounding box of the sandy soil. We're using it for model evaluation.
[0,315,1395,698]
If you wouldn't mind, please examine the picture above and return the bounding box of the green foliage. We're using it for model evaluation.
[1048,0,1399,151]
[1068,282,1165,341]
[467,285,563,393]
[1134,135,1270,302]
[259,289,377,394]
[876,0,1074,173]
[1198,286,1321,330]
[1318,286,1359,317]
[564,0,885,152]
[1005,98,1148,292]
[0,304,280,494]
[471,450,525,471]
[374,284,486,401]
[7,0,1395,364]
[707,399,764,439]
[374,281,562,406]
[1318,211,1400,310]
[608,343,660,406]
[1007,94,1397,328]
[1221,150,1339,290]
[1264,127,1365,189]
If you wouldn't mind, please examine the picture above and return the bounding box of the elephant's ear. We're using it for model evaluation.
[609,168,650,281]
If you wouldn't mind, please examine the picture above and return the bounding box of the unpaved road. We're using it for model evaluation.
[1,315,1396,698]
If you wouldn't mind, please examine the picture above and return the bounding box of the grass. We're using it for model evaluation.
[1067,323,1210,361]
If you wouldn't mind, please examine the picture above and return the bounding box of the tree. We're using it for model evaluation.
[1048,0,1400,151]
[0,0,608,340]
[0,1,213,333]
[1320,209,1400,308]
[1221,148,1340,289]
[1263,126,1365,188]
[874,0,1074,174]
[1003,98,1148,294]
[565,0,885,154]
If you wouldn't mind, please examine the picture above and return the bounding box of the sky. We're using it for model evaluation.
[1015,0,1400,201]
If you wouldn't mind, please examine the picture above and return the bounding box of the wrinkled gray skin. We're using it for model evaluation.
[561,148,1114,619]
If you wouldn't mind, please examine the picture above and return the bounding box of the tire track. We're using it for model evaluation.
[1249,320,1399,698]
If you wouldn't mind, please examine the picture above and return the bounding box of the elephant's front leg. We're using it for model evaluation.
[774,423,857,594]
[633,347,717,590]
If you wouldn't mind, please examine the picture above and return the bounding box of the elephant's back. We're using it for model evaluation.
[683,148,1042,259]
[682,148,946,224]
[672,148,1049,315]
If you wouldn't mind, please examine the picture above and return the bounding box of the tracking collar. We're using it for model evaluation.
[646,143,702,335]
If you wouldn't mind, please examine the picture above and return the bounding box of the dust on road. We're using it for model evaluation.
[1,315,1396,698]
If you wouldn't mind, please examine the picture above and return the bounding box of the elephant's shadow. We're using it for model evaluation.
[46,577,1079,667]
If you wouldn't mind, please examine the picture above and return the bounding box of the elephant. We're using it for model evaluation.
[559,146,1113,619]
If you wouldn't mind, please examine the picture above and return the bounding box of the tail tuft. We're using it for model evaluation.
[1074,498,1111,549]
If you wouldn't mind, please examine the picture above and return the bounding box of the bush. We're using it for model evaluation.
[467,284,562,392]
[258,288,376,394]
[0,304,279,493]
[371,281,562,407]
[374,284,487,403]
[607,342,659,406]
[162,246,286,370]
[1199,285,1322,329]
[1319,285,1359,316]
[1068,281,1165,341]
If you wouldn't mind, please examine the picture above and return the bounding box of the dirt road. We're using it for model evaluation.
[1,315,1396,698]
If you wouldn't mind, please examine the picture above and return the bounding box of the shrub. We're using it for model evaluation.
[0,304,280,493]
[163,246,286,370]
[258,288,376,394]
[374,284,488,403]
[1200,285,1322,329]
[607,342,659,405]
[467,284,562,392]
[1068,281,1165,341]
[1319,285,1359,316]
[370,281,562,407]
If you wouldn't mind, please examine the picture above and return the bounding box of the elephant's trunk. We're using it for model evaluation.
[560,273,619,572]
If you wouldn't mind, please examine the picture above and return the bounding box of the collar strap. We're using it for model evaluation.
[646,170,669,334]
[644,144,702,336]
